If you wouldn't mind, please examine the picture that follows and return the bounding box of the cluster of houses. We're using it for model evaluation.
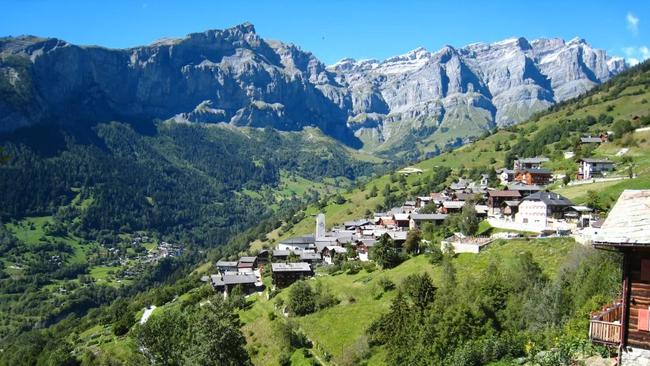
[205,150,620,294]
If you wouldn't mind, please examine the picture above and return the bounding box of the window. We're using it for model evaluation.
[641,259,650,282]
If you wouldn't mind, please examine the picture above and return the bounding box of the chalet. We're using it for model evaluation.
[514,157,549,170]
[315,236,340,252]
[299,251,322,264]
[409,213,448,230]
[577,158,615,180]
[378,216,397,228]
[238,256,258,272]
[343,219,372,231]
[322,246,347,264]
[394,213,411,228]
[271,262,313,288]
[515,191,573,231]
[475,204,489,218]
[450,178,469,192]
[507,182,543,197]
[430,192,449,203]
[442,201,465,214]
[256,249,271,263]
[591,190,650,364]
[487,190,521,216]
[500,200,520,218]
[216,260,238,273]
[441,233,493,254]
[278,235,315,251]
[416,196,434,208]
[480,174,490,187]
[454,192,477,202]
[272,250,294,261]
[564,205,594,228]
[387,231,408,246]
[211,272,261,294]
[497,168,516,185]
[514,168,552,185]
[580,133,608,145]
[355,238,377,261]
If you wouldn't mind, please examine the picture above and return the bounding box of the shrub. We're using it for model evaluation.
[287,281,315,316]
[377,276,395,292]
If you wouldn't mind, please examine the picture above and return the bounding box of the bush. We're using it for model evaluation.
[344,261,361,275]
[361,261,377,273]
[287,281,315,316]
[377,276,395,292]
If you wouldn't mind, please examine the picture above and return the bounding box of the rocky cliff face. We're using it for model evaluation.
[0,23,626,154]
[330,36,625,150]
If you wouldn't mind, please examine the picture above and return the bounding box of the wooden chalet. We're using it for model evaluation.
[514,168,552,185]
[592,190,650,364]
[487,190,521,215]
[271,262,313,288]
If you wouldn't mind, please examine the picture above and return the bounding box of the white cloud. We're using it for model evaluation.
[627,12,640,34]
[621,45,650,65]
[641,46,650,59]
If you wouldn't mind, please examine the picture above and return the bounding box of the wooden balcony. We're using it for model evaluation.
[589,301,622,345]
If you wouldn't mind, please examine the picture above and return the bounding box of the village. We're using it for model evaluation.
[205,133,624,295]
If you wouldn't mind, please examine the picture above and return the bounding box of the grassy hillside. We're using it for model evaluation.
[242,238,580,365]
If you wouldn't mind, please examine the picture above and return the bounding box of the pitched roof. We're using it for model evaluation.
[581,137,603,143]
[488,190,521,198]
[394,213,410,221]
[595,190,650,245]
[517,168,551,174]
[216,260,238,267]
[279,235,315,245]
[410,214,448,221]
[517,157,549,164]
[271,262,312,272]
[299,252,322,260]
[523,191,572,206]
[388,231,408,241]
[211,273,258,286]
[239,256,257,263]
[507,183,543,191]
[443,201,465,209]
[579,158,613,164]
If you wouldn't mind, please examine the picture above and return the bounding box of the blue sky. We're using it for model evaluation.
[1,0,648,65]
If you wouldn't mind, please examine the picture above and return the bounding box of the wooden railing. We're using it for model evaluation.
[590,320,621,345]
[589,302,622,345]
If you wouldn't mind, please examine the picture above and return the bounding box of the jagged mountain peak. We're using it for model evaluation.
[0,26,627,157]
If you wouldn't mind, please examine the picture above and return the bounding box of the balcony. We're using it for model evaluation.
[589,301,622,345]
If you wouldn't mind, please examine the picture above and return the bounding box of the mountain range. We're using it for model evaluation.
[0,22,626,157]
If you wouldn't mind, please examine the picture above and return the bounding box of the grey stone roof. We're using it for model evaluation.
[239,256,257,263]
[410,213,448,221]
[595,190,650,245]
[216,260,238,267]
[211,273,257,287]
[523,191,572,206]
[271,262,312,272]
[279,235,315,245]
[581,137,603,143]
[518,157,549,164]
[580,158,613,164]
[299,252,322,260]
[507,183,543,191]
